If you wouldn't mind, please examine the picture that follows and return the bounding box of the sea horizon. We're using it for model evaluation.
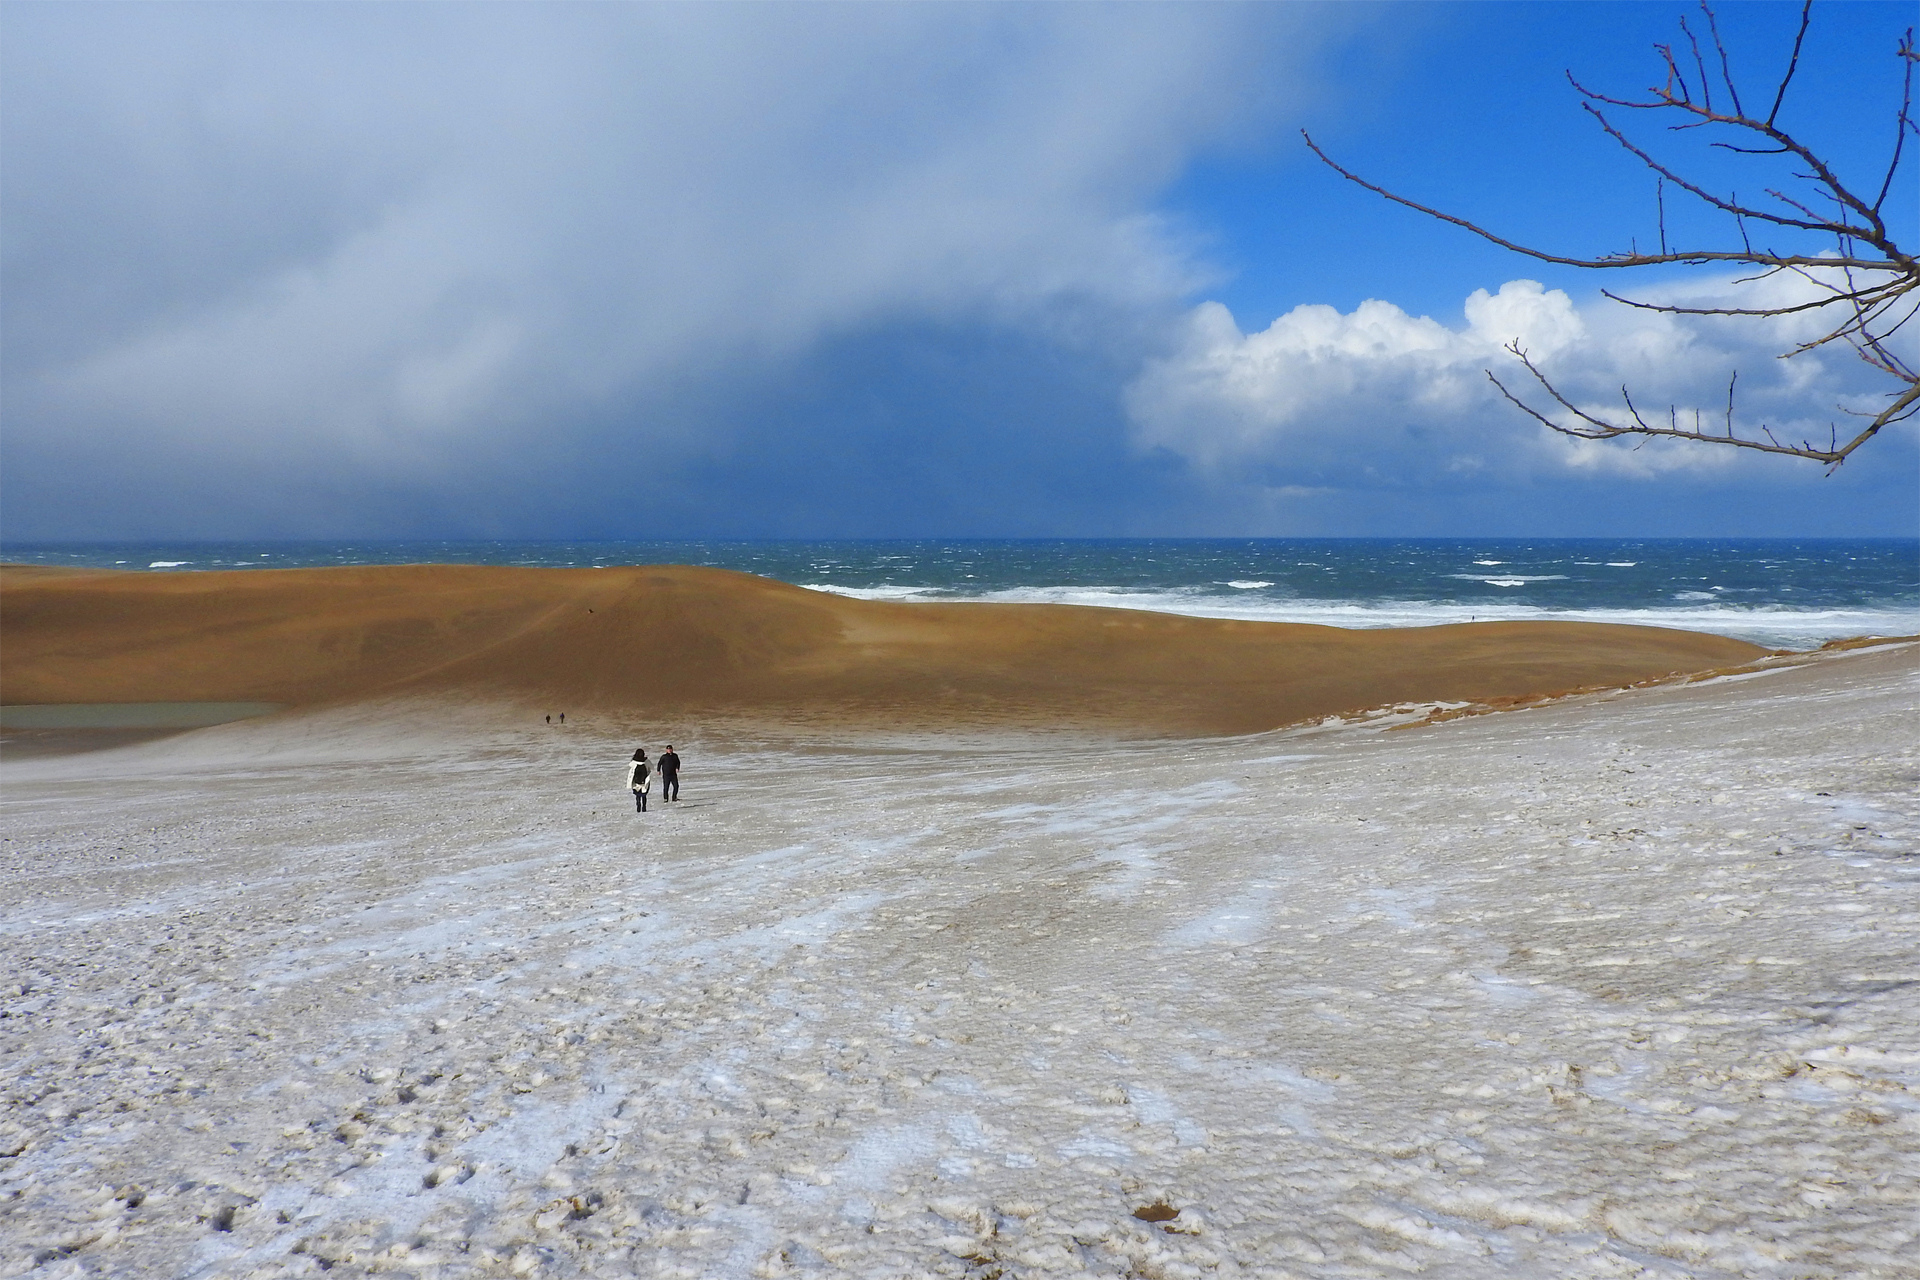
[6,535,1916,651]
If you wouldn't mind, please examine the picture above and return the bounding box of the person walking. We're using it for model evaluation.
[627,749,651,813]
[658,745,681,802]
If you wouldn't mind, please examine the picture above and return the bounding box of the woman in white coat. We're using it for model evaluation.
[627,749,652,813]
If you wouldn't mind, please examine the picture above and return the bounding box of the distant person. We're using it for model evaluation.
[659,745,681,802]
[545,714,551,725]
[559,712,566,725]
[627,749,651,813]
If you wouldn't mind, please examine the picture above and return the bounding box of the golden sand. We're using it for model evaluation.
[0,563,1770,736]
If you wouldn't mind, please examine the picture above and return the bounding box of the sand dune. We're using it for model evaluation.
[0,563,1769,735]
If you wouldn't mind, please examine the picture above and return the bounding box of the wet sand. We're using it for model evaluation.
[0,727,201,761]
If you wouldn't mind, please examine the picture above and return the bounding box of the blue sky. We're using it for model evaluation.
[3,1,1914,541]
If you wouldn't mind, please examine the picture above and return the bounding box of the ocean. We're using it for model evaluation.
[5,538,1915,650]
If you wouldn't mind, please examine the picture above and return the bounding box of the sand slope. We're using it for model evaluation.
[0,563,1769,735]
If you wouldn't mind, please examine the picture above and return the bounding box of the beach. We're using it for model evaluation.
[2,568,1917,1278]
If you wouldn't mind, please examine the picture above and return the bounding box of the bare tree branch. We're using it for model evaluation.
[1300,133,1886,271]
[1765,1,1813,128]
[1306,2,1918,468]
[1873,28,1918,214]
[1490,344,1918,468]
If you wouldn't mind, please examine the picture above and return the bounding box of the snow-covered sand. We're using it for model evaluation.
[3,644,1917,1279]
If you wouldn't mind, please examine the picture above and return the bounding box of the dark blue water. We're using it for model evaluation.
[5,538,1915,649]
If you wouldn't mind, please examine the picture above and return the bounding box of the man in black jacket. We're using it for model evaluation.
[658,746,681,802]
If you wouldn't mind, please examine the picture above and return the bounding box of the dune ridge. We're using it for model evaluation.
[0,563,1771,736]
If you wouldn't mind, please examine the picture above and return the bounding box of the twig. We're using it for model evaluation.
[1304,1,1916,468]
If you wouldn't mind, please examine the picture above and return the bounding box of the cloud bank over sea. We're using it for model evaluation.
[2,2,1913,539]
[3,4,1314,535]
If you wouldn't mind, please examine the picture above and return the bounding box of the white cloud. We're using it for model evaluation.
[1125,272,1911,486]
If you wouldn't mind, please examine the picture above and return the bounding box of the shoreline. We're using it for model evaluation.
[7,538,1913,652]
[1,562,1778,740]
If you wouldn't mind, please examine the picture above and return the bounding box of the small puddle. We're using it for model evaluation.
[0,702,282,729]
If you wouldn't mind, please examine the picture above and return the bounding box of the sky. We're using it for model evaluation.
[2,0,1915,542]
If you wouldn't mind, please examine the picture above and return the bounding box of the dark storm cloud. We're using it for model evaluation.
[1,1,1324,538]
